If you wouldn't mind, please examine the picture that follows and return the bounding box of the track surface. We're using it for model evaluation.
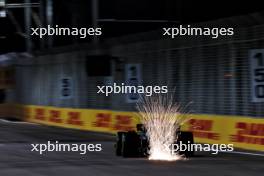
[0,120,263,176]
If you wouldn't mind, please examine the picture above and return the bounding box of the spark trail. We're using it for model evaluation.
[136,94,189,161]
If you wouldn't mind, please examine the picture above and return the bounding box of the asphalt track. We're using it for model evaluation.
[0,119,263,176]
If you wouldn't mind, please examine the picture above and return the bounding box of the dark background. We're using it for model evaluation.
[1,0,264,54]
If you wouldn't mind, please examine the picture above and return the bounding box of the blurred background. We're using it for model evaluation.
[1,0,264,116]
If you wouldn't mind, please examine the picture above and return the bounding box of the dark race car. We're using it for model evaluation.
[115,124,194,158]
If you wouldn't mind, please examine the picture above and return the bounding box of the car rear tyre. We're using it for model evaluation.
[177,131,194,157]
[116,132,126,156]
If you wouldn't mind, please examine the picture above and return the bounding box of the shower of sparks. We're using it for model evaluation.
[136,94,189,161]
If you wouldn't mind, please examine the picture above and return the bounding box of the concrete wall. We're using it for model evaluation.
[13,24,264,117]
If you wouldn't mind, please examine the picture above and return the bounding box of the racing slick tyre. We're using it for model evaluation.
[116,132,126,156]
[177,131,194,157]
[122,131,140,157]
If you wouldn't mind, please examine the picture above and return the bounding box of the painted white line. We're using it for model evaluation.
[0,119,39,125]
[199,146,264,157]
[221,150,264,157]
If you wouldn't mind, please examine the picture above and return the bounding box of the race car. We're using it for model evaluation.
[115,124,194,157]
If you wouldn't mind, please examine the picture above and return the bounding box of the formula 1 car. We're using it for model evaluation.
[115,124,194,157]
